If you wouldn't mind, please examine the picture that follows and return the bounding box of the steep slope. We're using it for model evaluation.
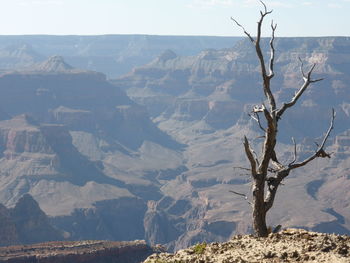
[0,114,133,213]
[10,194,63,244]
[0,58,186,243]
[0,194,63,246]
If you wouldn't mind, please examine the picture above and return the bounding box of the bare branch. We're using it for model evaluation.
[243,136,258,177]
[276,60,323,120]
[271,152,284,171]
[263,77,334,219]
[254,102,277,175]
[249,112,266,132]
[298,57,306,78]
[289,137,297,165]
[229,190,253,206]
[288,109,335,170]
[310,77,324,83]
[256,1,273,44]
[252,149,260,167]
[253,104,273,124]
[268,20,277,79]
[230,17,255,43]
[318,108,336,151]
[259,0,268,14]
[307,63,316,78]
[232,1,276,114]
[256,3,276,113]
[233,167,251,172]
[306,64,324,83]
[229,190,247,197]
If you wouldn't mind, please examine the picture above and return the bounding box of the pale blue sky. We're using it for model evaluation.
[0,0,349,36]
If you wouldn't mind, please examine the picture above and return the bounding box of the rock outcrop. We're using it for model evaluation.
[145,229,350,263]
[33,55,74,72]
[10,194,63,244]
[52,197,148,241]
[0,194,63,246]
[0,240,156,263]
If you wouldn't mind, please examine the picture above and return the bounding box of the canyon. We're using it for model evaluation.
[0,36,348,253]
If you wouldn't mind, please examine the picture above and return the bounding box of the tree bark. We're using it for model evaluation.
[252,176,268,236]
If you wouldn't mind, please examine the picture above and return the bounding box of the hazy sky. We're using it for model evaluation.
[0,0,349,36]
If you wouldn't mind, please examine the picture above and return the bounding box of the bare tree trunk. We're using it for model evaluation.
[252,177,268,236]
[232,1,335,237]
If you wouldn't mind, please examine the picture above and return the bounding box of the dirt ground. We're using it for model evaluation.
[144,228,350,263]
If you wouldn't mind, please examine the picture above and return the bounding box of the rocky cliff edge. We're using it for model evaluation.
[0,240,156,263]
[145,228,350,263]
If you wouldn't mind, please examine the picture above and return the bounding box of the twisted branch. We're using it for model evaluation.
[276,59,324,120]
[268,20,277,79]
[288,108,335,170]
[243,136,257,178]
[230,190,253,206]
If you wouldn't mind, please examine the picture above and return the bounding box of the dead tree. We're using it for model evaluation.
[231,1,335,237]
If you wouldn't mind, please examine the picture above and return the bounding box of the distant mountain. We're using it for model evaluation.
[0,43,44,71]
[33,55,74,72]
[0,35,241,77]
[114,37,350,137]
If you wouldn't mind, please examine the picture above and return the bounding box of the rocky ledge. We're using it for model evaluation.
[0,240,155,263]
[144,228,350,263]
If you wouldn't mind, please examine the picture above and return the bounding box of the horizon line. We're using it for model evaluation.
[0,34,349,38]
